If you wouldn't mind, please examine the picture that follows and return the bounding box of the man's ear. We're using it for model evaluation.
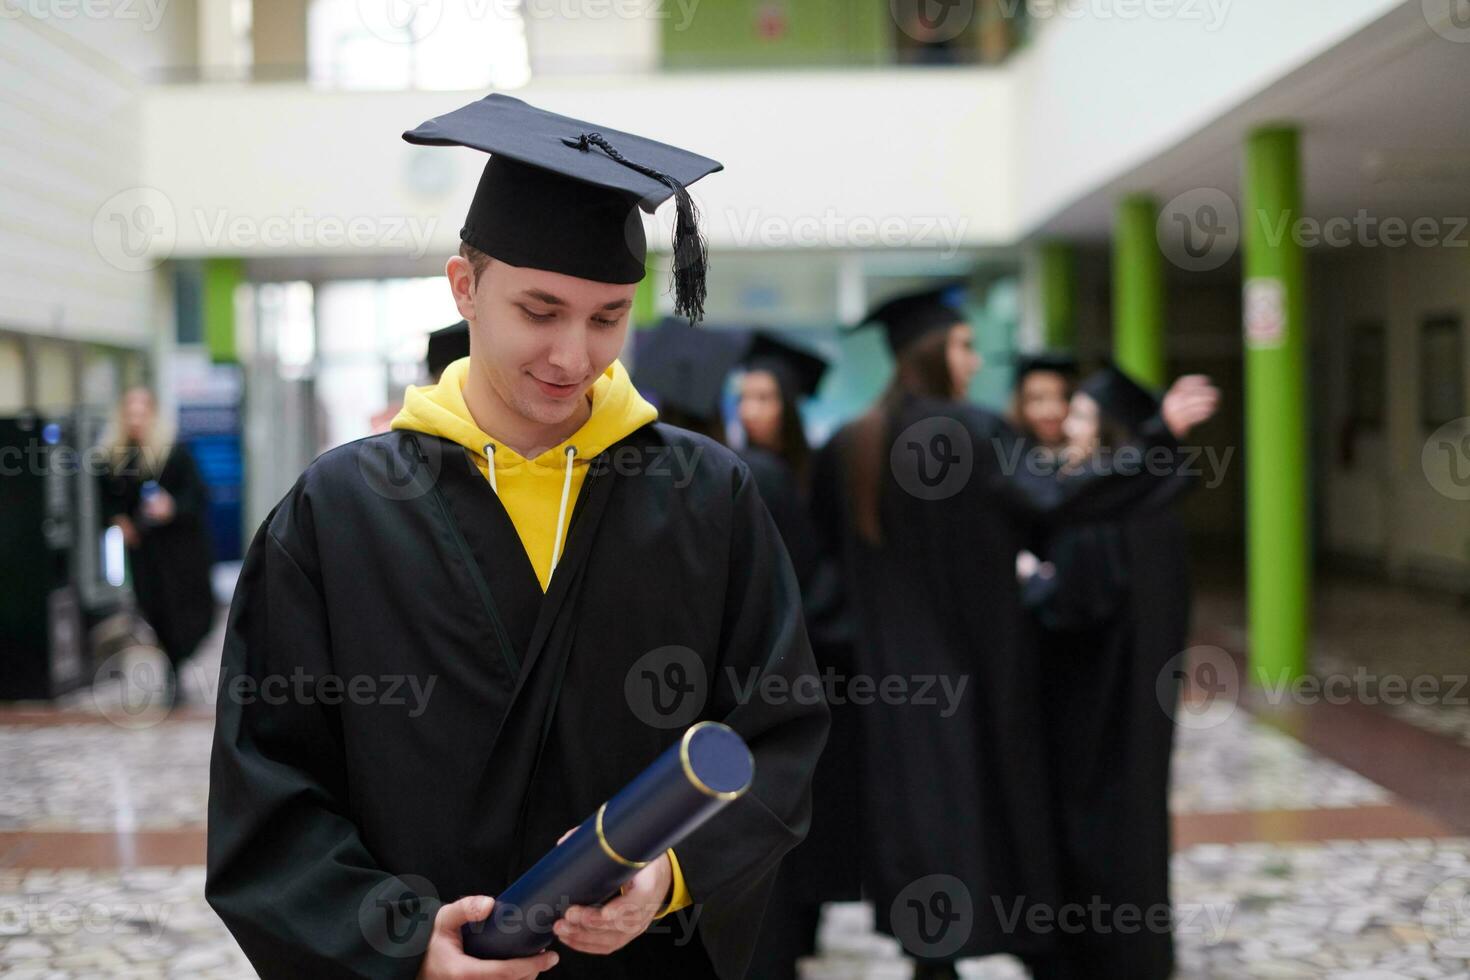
[446,255,477,322]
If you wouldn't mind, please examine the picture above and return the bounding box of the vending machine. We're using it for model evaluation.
[0,415,87,700]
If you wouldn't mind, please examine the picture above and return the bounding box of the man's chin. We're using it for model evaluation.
[516,388,589,426]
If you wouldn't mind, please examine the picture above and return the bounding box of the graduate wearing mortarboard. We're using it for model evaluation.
[731,334,863,978]
[371,321,471,433]
[806,289,1218,978]
[206,95,828,980]
[1019,365,1200,980]
[426,319,472,384]
[626,315,749,443]
[1009,352,1080,457]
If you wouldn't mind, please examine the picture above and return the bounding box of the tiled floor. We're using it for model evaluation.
[0,867,250,979]
[2,571,1470,978]
[805,839,1470,978]
[0,723,211,832]
[1169,711,1392,815]
[0,696,1393,838]
[1196,571,1470,754]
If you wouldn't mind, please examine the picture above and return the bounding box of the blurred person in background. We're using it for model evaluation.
[1010,353,1079,590]
[1009,353,1078,459]
[737,332,822,489]
[739,335,862,979]
[627,315,749,443]
[425,319,472,384]
[1018,364,1199,980]
[99,385,215,706]
[810,287,1217,979]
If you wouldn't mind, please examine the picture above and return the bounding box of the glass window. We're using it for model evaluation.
[1421,314,1464,430]
[0,336,25,413]
[314,276,460,448]
[257,282,317,378]
[307,0,530,90]
[33,341,76,414]
[81,349,124,415]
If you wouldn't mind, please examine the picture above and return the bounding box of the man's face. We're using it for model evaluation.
[450,256,636,427]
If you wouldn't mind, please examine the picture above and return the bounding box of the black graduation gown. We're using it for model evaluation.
[1025,472,1194,980]
[807,396,1185,964]
[742,447,862,980]
[206,425,829,980]
[100,443,215,665]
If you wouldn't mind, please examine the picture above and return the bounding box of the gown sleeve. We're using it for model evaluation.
[206,489,435,980]
[672,462,831,980]
[1024,524,1131,633]
[985,412,1189,526]
[162,444,210,520]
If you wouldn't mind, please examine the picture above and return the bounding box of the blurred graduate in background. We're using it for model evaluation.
[1018,364,1198,980]
[737,334,862,979]
[1008,353,1078,460]
[628,315,749,443]
[371,320,471,433]
[811,287,1219,979]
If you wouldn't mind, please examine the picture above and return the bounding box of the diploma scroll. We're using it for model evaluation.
[462,720,754,959]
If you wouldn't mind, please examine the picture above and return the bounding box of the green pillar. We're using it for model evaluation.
[202,258,244,363]
[1038,241,1076,350]
[1243,127,1310,688]
[1112,195,1166,387]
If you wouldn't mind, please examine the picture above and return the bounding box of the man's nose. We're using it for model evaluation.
[545,328,589,376]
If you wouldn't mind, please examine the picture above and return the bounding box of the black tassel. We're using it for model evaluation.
[564,132,709,325]
[667,181,708,325]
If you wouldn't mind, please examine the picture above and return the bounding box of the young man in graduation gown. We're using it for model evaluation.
[206,94,829,980]
[808,289,1217,978]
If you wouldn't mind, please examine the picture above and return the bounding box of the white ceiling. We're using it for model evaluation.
[1033,1,1470,241]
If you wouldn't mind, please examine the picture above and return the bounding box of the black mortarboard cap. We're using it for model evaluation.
[744,331,830,399]
[425,319,470,380]
[631,317,753,423]
[856,284,966,355]
[404,94,723,323]
[1012,351,1079,389]
[1078,363,1160,434]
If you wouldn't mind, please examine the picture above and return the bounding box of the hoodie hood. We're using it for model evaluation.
[391,356,657,473]
[390,355,657,591]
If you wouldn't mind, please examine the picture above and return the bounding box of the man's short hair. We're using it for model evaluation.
[459,241,491,285]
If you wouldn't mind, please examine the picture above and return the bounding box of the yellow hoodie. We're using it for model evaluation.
[389,354,690,915]
[392,356,656,591]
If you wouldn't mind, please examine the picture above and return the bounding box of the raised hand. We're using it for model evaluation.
[1161,374,1221,438]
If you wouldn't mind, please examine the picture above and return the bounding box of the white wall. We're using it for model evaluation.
[0,10,195,347]
[1315,245,1470,582]
[139,69,1017,261]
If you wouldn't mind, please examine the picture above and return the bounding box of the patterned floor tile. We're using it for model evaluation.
[1170,710,1392,815]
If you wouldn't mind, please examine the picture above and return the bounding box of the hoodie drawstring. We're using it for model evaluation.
[549,446,578,579]
[482,443,498,493]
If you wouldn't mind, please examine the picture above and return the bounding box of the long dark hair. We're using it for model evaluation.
[748,366,813,488]
[1007,369,1076,447]
[848,329,955,546]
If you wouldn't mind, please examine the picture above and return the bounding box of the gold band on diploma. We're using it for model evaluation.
[679,721,747,801]
[595,803,648,869]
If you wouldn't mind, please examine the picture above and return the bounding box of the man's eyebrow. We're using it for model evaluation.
[600,298,633,312]
[518,289,567,306]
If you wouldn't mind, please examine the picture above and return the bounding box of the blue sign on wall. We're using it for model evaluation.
[176,364,245,563]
